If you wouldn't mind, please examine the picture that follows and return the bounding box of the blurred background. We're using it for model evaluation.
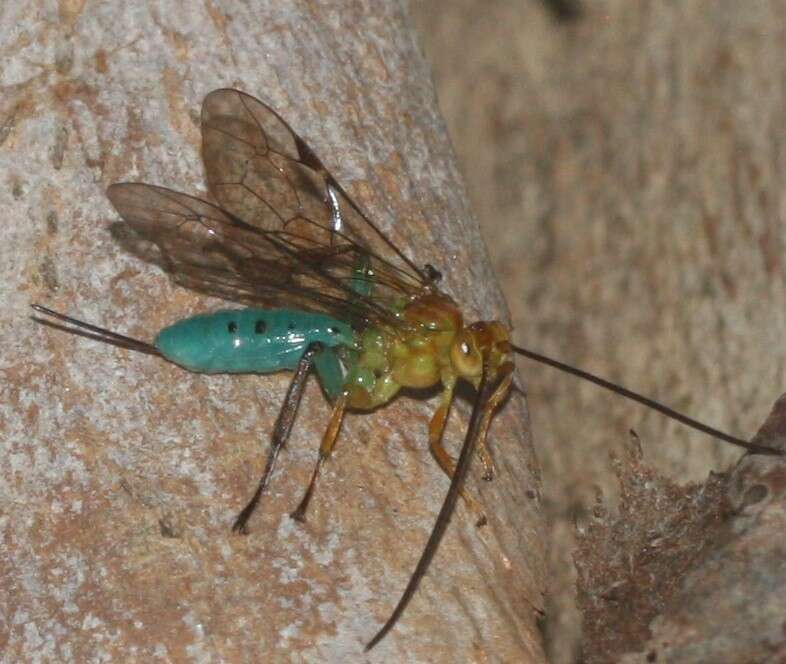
[410,1,786,661]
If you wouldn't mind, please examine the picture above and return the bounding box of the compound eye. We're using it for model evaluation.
[451,332,482,379]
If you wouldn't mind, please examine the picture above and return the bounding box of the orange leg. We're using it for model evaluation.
[474,362,515,477]
[290,392,348,522]
[428,383,487,526]
[477,440,497,482]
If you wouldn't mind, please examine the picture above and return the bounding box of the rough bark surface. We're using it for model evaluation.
[1,2,542,662]
[411,0,786,662]
[575,399,786,663]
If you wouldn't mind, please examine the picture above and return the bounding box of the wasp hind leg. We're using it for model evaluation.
[232,342,324,534]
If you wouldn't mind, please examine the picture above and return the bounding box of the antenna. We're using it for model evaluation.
[511,342,782,456]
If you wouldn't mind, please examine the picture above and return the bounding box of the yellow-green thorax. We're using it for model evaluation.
[343,293,512,410]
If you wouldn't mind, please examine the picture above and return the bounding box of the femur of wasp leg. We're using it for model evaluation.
[428,384,488,527]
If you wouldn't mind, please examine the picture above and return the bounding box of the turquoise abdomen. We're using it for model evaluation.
[154,309,355,374]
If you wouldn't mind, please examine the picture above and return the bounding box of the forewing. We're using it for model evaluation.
[201,88,427,300]
[106,183,394,326]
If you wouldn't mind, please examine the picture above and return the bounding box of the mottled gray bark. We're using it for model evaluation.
[0,1,542,662]
[412,0,786,661]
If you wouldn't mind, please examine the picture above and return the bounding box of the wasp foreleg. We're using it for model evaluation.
[474,362,515,480]
[428,382,488,526]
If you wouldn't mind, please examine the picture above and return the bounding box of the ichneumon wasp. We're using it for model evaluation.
[31,89,783,650]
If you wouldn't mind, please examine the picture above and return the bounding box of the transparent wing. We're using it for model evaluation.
[107,88,433,328]
[203,89,427,297]
[107,183,399,327]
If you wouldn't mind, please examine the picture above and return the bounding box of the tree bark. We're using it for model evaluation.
[1,1,542,662]
[412,0,786,661]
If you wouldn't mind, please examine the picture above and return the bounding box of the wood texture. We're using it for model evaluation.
[411,0,786,661]
[1,2,542,662]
